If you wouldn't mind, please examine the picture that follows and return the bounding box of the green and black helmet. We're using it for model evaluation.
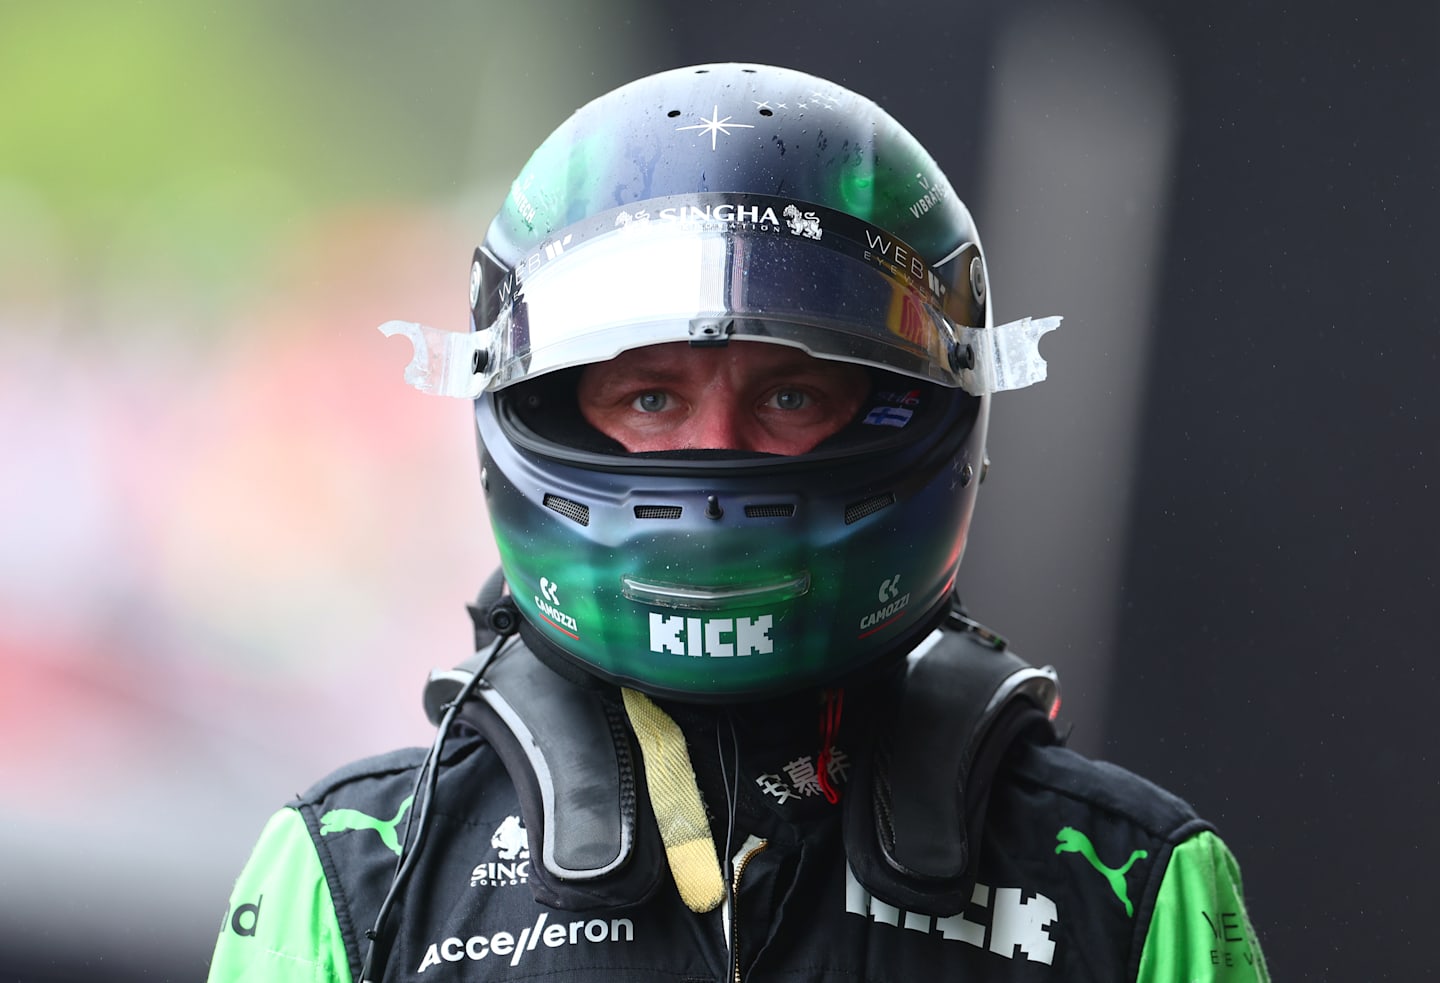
[436,63,1054,702]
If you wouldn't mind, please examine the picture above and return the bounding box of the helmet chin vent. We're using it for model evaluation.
[634,505,684,519]
[543,493,591,526]
[844,492,896,525]
[744,504,796,518]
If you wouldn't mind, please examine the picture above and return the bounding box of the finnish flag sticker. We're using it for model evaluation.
[863,406,914,428]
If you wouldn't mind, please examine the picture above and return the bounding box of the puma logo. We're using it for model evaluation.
[319,795,414,856]
[1054,826,1148,917]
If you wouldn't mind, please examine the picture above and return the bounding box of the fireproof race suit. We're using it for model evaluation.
[208,643,1268,982]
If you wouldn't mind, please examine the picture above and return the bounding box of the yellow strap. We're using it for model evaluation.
[621,688,725,913]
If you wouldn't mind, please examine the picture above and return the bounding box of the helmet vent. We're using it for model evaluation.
[844,492,895,525]
[543,493,591,526]
[744,504,795,518]
[634,505,683,519]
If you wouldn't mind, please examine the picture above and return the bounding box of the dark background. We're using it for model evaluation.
[671,5,1439,980]
[672,5,1440,976]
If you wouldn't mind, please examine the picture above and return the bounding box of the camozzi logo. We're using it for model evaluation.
[470,816,531,889]
[844,865,1058,965]
[533,577,579,638]
[859,575,912,635]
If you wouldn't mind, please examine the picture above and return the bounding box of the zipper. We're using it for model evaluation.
[726,835,769,983]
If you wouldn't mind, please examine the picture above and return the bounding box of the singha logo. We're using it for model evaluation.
[614,209,651,230]
[491,814,530,860]
[472,815,531,888]
[783,204,822,240]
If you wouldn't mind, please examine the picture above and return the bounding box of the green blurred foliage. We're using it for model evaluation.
[0,0,660,328]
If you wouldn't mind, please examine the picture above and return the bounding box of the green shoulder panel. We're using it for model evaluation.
[1136,830,1269,983]
[207,807,353,983]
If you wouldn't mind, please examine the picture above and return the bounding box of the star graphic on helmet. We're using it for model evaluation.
[675,105,755,151]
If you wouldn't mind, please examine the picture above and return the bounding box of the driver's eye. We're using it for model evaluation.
[773,389,808,410]
[634,392,668,413]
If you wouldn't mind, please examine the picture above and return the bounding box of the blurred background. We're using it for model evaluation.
[1,1,1434,979]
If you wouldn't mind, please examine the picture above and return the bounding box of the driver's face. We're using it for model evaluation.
[577,342,868,455]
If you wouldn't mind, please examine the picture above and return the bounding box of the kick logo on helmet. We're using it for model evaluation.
[648,612,775,659]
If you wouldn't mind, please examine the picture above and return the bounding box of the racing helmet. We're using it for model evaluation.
[414,63,1055,702]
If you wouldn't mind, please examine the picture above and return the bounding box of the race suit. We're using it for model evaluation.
[208,646,1268,982]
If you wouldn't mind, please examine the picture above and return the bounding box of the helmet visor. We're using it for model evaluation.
[476,193,985,393]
